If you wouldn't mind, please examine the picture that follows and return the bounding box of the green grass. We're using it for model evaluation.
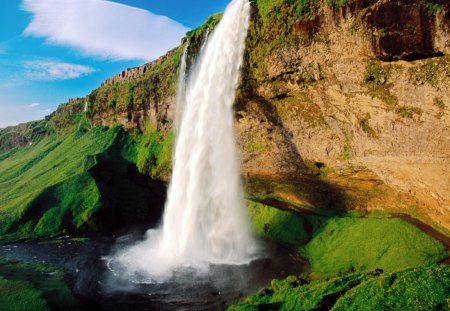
[359,113,377,137]
[395,106,423,119]
[0,123,169,242]
[247,202,448,279]
[246,0,322,80]
[0,277,48,311]
[0,126,118,240]
[408,56,450,88]
[300,217,447,279]
[247,201,309,245]
[0,120,52,152]
[228,264,450,311]
[88,45,185,118]
[0,258,84,310]
[132,130,174,179]
[333,265,450,310]
[228,271,370,311]
[186,13,223,41]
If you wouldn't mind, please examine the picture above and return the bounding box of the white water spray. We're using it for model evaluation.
[112,0,258,282]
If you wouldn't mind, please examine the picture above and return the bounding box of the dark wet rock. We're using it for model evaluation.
[260,287,274,296]
[363,0,443,60]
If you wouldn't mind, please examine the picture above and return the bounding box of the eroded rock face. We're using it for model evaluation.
[364,1,443,60]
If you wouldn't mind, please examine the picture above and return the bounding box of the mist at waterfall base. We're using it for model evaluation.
[108,0,262,284]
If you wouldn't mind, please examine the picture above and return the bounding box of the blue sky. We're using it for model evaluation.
[0,0,229,128]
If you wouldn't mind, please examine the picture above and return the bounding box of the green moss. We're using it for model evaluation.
[364,60,401,110]
[0,258,84,310]
[0,120,52,152]
[135,130,174,179]
[0,121,171,242]
[365,61,388,87]
[247,0,320,80]
[228,265,449,311]
[300,217,447,279]
[229,272,369,311]
[245,142,268,153]
[255,0,318,20]
[186,13,223,41]
[433,97,445,110]
[247,201,309,245]
[0,278,48,311]
[246,202,447,280]
[272,93,326,128]
[395,106,423,119]
[88,46,184,118]
[32,173,101,237]
[340,145,351,161]
[332,265,450,310]
[425,2,444,14]
[0,126,119,241]
[408,56,450,88]
[359,113,377,137]
[433,97,446,119]
[327,0,353,9]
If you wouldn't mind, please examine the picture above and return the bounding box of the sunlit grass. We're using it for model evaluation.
[248,201,447,278]
[228,264,450,311]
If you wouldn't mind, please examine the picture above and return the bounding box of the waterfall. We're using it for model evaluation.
[174,43,188,132]
[112,0,258,282]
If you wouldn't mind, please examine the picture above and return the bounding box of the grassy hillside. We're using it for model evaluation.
[230,201,449,310]
[0,121,169,242]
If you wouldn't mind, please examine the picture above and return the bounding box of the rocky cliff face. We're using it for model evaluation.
[235,0,450,229]
[1,0,448,231]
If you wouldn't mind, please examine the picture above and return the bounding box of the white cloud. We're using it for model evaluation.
[28,102,40,107]
[21,0,190,61]
[24,59,95,81]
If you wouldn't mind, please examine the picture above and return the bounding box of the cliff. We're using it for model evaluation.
[0,0,449,239]
[87,0,450,230]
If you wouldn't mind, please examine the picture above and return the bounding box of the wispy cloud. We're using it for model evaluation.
[23,59,95,81]
[28,102,40,107]
[21,0,190,61]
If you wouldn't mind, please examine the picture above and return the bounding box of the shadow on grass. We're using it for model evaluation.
[5,131,166,240]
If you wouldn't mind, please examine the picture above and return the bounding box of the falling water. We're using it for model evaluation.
[112,0,258,282]
[174,43,188,132]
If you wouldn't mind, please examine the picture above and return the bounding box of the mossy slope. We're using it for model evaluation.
[248,202,447,278]
[232,201,449,309]
[0,125,168,242]
[228,264,450,311]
